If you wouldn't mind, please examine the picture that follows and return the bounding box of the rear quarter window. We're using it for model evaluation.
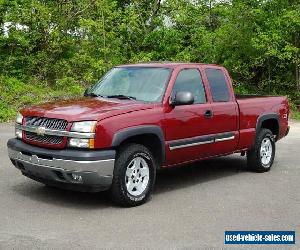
[205,68,230,102]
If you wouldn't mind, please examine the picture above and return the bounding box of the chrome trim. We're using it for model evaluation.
[169,139,214,150]
[168,132,236,150]
[8,148,114,176]
[215,135,235,142]
[15,124,95,139]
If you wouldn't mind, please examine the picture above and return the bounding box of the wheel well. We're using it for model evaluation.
[118,134,164,166]
[261,119,279,138]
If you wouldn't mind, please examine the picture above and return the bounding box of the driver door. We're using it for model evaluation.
[164,68,215,165]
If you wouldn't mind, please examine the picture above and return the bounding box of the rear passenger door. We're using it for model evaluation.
[202,66,239,156]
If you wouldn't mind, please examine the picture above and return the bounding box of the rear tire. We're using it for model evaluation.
[247,129,275,172]
[110,143,157,207]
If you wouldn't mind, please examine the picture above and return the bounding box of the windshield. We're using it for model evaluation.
[88,67,172,102]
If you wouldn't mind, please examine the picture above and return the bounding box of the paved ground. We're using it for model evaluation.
[0,122,299,250]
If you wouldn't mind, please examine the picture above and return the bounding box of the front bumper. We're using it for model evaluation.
[7,138,116,192]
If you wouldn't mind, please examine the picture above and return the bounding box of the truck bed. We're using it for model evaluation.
[236,94,289,141]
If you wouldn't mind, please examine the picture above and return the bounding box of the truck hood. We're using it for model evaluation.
[21,97,155,122]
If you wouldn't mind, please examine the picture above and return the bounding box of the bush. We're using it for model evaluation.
[0,75,84,122]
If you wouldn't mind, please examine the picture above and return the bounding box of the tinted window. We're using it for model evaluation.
[172,69,206,104]
[205,68,230,102]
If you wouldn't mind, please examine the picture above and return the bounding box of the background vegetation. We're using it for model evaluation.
[0,0,299,121]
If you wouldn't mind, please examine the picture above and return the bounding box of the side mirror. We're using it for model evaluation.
[170,91,194,106]
[84,87,91,97]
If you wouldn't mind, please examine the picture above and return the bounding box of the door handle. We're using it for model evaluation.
[204,110,213,118]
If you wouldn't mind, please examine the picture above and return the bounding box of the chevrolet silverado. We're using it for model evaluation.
[7,63,290,206]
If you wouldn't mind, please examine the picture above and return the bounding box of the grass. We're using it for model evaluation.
[291,110,300,120]
[0,76,84,122]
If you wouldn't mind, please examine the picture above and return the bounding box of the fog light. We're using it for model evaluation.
[71,173,83,182]
[15,129,22,139]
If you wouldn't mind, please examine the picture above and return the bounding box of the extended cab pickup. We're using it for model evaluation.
[7,63,290,206]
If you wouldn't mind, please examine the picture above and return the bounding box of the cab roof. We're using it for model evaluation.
[117,62,221,68]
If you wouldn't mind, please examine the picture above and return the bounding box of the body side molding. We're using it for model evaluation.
[169,132,236,150]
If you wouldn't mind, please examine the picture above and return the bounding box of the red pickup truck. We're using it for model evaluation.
[7,63,290,206]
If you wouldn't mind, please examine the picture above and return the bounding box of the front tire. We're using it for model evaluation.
[110,143,157,207]
[247,129,275,172]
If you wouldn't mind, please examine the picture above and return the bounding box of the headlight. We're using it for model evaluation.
[71,121,97,133]
[69,121,96,148]
[16,112,23,124]
[68,138,95,148]
[15,129,22,139]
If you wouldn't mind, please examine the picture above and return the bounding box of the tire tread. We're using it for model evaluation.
[247,128,275,173]
[110,143,156,207]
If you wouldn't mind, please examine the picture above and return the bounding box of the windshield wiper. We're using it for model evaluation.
[86,92,106,98]
[86,93,136,100]
[106,95,136,100]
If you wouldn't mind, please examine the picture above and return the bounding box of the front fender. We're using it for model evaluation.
[111,125,165,163]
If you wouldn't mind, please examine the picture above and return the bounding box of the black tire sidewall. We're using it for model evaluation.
[122,151,155,202]
[257,130,275,170]
[112,144,156,206]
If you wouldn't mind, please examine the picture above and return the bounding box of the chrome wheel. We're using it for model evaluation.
[125,156,150,196]
[260,137,272,166]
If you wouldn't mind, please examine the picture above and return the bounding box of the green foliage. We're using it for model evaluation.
[291,110,300,120]
[0,0,299,121]
[0,76,83,121]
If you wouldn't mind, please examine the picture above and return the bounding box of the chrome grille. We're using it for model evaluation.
[24,117,68,146]
[25,117,68,130]
[25,131,63,145]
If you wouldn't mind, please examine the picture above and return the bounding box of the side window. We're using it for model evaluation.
[205,68,230,102]
[172,69,206,104]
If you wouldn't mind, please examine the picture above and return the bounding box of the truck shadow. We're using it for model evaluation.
[12,155,247,209]
[154,154,247,195]
[12,182,113,210]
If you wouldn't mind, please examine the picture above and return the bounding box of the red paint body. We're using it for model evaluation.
[20,63,290,167]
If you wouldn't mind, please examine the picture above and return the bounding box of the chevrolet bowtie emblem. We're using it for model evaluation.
[36,126,46,136]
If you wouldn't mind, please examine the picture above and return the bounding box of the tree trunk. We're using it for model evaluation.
[297,63,300,91]
[295,33,300,91]
[102,10,107,63]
